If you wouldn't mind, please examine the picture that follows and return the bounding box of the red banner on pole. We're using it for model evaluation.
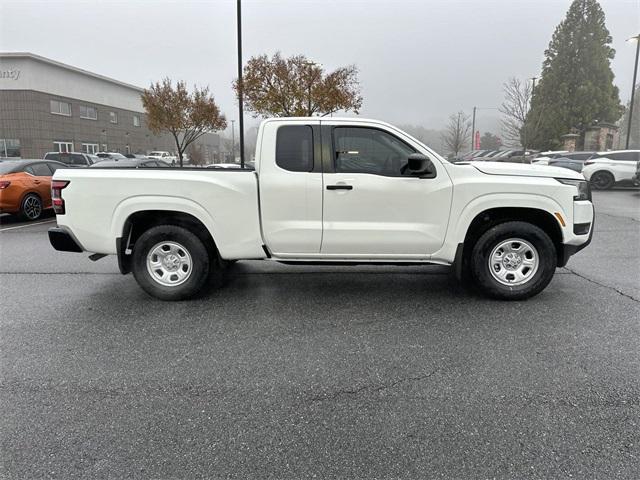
[475,131,480,150]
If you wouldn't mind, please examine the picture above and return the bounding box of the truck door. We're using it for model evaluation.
[320,124,453,257]
[258,120,323,254]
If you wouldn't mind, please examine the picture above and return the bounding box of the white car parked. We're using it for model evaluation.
[581,150,640,190]
[531,151,569,166]
[147,151,177,163]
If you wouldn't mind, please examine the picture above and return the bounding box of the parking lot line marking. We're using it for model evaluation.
[0,219,56,232]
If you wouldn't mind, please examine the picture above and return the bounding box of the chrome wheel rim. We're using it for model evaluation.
[146,241,193,287]
[488,238,539,286]
[24,196,41,220]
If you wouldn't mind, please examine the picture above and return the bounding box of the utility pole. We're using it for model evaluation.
[626,34,639,149]
[231,119,235,162]
[236,0,245,168]
[471,106,476,151]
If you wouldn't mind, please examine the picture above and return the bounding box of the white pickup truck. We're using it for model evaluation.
[49,117,594,301]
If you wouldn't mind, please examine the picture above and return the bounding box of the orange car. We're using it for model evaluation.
[0,160,66,221]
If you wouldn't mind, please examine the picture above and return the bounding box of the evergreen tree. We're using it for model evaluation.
[480,132,502,150]
[526,0,623,150]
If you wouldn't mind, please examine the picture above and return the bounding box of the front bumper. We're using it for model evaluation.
[48,227,83,253]
[558,215,594,267]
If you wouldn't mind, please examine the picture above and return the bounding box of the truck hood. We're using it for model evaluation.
[470,161,583,180]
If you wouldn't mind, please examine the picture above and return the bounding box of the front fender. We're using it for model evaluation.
[432,192,568,263]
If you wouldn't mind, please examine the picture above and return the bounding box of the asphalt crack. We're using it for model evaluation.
[563,266,639,303]
[597,212,640,224]
[309,370,438,402]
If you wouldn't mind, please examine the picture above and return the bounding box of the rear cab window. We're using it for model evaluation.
[276,125,313,172]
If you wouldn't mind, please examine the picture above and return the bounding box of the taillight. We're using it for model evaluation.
[51,180,70,214]
[0,180,10,189]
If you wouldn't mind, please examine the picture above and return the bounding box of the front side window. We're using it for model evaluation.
[79,105,97,120]
[610,151,639,161]
[109,111,118,124]
[50,99,71,116]
[333,127,416,176]
[275,125,313,172]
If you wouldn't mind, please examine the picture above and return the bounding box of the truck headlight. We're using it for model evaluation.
[556,178,591,201]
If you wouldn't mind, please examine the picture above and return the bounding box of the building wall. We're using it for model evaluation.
[0,53,145,111]
[0,53,221,162]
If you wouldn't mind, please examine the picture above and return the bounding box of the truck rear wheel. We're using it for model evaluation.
[470,221,556,300]
[132,225,211,300]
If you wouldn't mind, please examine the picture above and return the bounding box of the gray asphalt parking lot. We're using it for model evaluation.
[1,190,639,478]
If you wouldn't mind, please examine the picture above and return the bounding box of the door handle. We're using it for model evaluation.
[326,185,353,190]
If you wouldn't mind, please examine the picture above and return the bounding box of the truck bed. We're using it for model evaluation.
[53,168,266,259]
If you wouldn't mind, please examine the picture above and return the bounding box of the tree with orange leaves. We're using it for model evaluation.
[142,78,227,167]
[233,52,363,118]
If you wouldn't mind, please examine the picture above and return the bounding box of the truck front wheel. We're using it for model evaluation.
[132,225,211,300]
[470,221,557,300]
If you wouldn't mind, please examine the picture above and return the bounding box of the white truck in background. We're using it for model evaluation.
[49,117,594,301]
[147,151,178,164]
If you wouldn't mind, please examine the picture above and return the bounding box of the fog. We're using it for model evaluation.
[1,0,638,139]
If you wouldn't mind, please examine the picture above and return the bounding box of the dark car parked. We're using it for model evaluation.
[548,151,598,172]
[43,152,94,167]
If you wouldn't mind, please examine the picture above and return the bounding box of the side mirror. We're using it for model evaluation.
[407,153,436,178]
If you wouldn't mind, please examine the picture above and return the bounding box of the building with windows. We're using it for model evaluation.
[0,52,221,161]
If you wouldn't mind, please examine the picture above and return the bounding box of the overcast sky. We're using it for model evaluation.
[1,0,638,136]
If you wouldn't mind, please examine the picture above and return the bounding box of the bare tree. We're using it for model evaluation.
[499,77,544,149]
[499,78,531,147]
[441,111,471,158]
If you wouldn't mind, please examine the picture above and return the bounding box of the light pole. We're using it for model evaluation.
[231,119,235,162]
[625,34,640,149]
[471,106,476,151]
[470,106,499,151]
[236,0,245,169]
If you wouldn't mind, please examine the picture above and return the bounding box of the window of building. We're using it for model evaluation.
[82,143,99,154]
[133,115,140,127]
[54,141,74,153]
[275,125,313,172]
[333,127,416,176]
[0,139,21,158]
[50,99,72,116]
[79,105,98,120]
[109,111,118,124]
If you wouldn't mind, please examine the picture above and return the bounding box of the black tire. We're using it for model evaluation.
[590,171,615,190]
[20,193,43,221]
[131,225,212,300]
[470,221,557,300]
